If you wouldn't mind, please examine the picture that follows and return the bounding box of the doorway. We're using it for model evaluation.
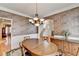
[0,17,12,50]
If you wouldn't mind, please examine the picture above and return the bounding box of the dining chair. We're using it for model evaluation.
[19,42,26,56]
[19,36,30,56]
[42,36,51,43]
[24,36,30,40]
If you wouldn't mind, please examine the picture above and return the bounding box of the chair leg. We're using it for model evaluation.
[20,47,24,56]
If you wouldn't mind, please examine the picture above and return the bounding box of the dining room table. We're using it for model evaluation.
[22,38,58,56]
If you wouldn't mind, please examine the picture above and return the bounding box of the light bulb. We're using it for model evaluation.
[34,17,38,20]
[29,19,32,22]
[29,19,34,23]
[40,19,44,21]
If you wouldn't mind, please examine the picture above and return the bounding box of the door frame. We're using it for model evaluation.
[0,17,13,51]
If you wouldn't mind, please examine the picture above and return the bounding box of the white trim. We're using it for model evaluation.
[44,4,79,17]
[54,35,79,40]
[0,6,31,18]
[54,35,79,43]
[0,17,12,20]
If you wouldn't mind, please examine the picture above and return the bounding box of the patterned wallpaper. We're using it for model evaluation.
[0,10,37,36]
[45,7,79,37]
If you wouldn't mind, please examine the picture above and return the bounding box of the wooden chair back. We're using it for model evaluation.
[24,36,30,40]
[19,36,30,56]
[42,36,51,43]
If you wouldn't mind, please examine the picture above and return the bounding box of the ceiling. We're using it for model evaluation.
[0,3,79,18]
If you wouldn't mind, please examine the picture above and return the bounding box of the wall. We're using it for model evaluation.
[0,10,37,36]
[45,7,79,37]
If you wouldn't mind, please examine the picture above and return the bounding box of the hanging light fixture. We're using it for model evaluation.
[29,1,45,26]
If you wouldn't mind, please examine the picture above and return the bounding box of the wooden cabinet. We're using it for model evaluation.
[71,43,79,55]
[51,38,79,56]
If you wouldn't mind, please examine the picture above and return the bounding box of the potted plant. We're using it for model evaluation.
[63,30,70,41]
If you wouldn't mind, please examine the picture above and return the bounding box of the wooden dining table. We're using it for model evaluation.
[22,39,58,56]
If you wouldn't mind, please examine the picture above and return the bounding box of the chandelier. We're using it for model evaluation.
[29,3,45,26]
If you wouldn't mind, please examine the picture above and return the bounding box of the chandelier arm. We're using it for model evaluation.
[29,0,45,27]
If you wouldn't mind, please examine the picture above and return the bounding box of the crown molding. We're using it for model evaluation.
[0,6,31,18]
[0,4,79,18]
[0,17,12,20]
[44,4,79,18]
